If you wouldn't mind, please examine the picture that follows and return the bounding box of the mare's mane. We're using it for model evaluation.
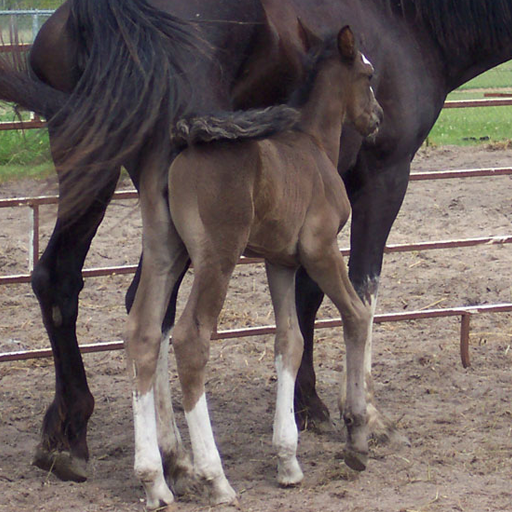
[385,0,512,56]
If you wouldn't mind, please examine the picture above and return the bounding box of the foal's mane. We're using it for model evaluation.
[288,33,340,109]
[170,32,341,147]
[386,0,512,56]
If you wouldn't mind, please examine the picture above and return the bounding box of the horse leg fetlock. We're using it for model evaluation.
[162,449,198,497]
[204,473,238,506]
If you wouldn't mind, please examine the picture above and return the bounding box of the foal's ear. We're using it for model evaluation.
[338,25,356,61]
[297,18,322,51]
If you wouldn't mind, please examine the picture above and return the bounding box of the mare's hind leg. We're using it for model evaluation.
[294,268,331,431]
[266,263,304,486]
[31,166,120,482]
[299,238,371,471]
[172,258,239,506]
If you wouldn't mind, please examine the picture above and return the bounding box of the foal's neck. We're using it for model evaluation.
[297,61,345,167]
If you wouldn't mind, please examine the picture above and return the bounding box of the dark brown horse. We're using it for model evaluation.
[0,0,511,485]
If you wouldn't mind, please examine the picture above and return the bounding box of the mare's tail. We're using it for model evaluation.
[1,0,203,220]
[171,106,300,146]
[0,51,68,119]
[55,0,205,218]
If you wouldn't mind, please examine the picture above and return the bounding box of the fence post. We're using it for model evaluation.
[28,202,39,272]
[460,313,472,368]
[32,13,39,41]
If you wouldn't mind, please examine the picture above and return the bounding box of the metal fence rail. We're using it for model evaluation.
[0,9,54,42]
[1,168,512,284]
[2,98,512,132]
[0,166,510,366]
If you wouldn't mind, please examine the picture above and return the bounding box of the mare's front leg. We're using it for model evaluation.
[344,157,411,445]
[266,263,304,486]
[31,162,120,482]
[124,179,189,510]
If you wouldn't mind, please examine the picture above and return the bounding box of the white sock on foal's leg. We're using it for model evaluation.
[133,388,175,510]
[273,355,304,486]
[185,393,237,505]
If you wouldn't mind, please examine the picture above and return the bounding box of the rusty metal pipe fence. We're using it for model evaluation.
[0,167,510,367]
[0,78,511,366]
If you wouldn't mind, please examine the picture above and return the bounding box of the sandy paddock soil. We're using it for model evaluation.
[0,145,511,512]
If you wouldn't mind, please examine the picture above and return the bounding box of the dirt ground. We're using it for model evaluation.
[0,144,511,512]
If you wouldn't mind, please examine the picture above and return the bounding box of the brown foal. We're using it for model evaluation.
[124,25,383,510]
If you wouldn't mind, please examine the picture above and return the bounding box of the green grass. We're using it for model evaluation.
[428,105,512,146]
[427,60,512,146]
[458,60,512,90]
[0,105,53,182]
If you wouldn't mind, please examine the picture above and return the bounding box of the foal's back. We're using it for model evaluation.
[169,128,349,267]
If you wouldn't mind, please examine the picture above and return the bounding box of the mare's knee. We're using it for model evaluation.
[31,259,83,325]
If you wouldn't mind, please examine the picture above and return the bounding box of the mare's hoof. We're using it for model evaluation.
[343,449,368,472]
[295,397,331,432]
[32,446,88,482]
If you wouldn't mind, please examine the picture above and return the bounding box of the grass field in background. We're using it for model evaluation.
[0,60,511,181]
[427,60,512,146]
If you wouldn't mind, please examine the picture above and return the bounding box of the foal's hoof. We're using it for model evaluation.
[367,403,411,448]
[343,449,368,472]
[166,458,203,498]
[277,457,304,487]
[207,476,238,507]
[32,446,88,482]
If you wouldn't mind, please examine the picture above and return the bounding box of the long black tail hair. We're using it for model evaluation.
[53,0,206,217]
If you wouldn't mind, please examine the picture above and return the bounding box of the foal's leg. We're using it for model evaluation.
[127,260,196,495]
[124,184,189,510]
[172,260,239,505]
[265,263,304,486]
[345,157,412,445]
[300,240,371,471]
[154,331,197,496]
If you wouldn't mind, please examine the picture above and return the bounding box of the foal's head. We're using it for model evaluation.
[335,26,383,137]
[299,24,383,138]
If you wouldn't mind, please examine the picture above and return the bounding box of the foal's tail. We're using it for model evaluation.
[171,106,300,146]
